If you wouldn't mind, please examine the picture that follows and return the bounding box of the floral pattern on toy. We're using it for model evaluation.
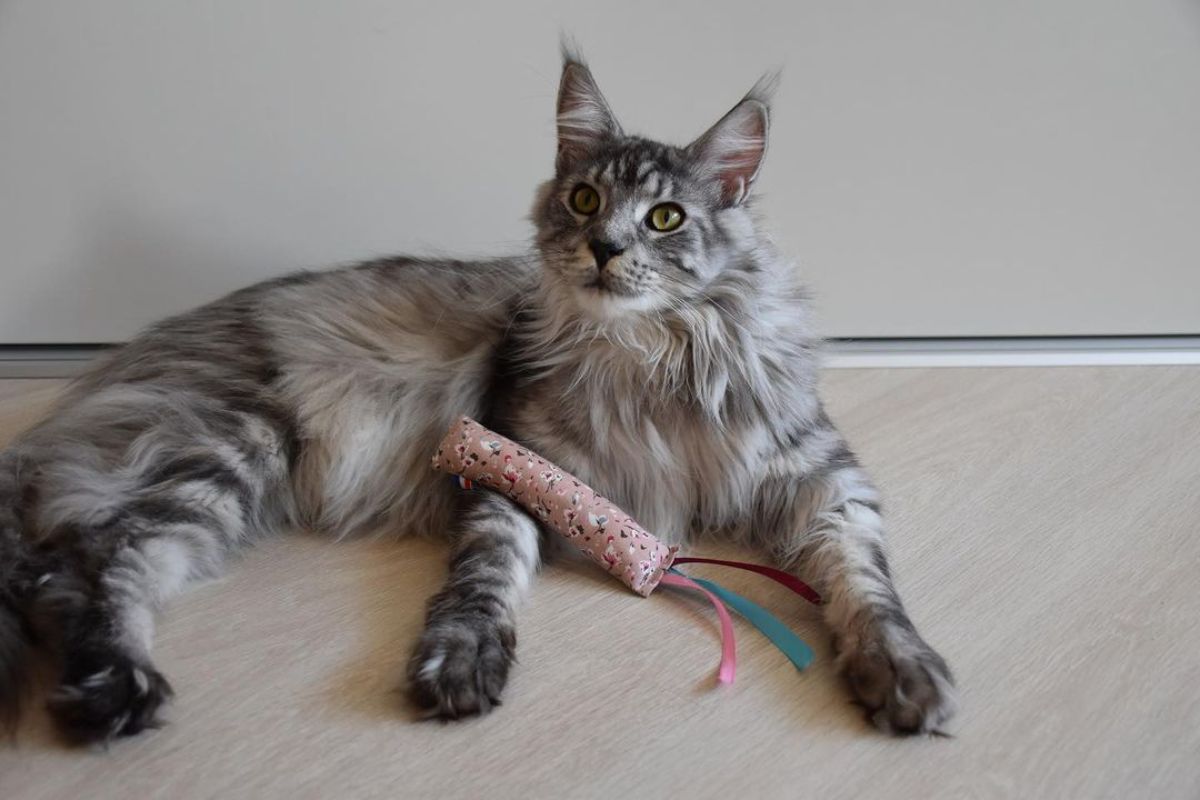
[432,417,676,597]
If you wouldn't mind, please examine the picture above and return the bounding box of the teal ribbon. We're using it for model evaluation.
[668,567,814,671]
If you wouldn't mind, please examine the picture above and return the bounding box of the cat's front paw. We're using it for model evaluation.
[406,616,516,719]
[840,629,958,735]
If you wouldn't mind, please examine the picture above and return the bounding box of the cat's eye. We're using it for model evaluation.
[570,184,601,215]
[647,203,685,232]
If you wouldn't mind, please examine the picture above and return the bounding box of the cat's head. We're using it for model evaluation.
[532,49,775,321]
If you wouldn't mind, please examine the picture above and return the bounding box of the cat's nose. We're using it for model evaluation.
[588,239,625,270]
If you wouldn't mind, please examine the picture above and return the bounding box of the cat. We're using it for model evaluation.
[0,48,957,743]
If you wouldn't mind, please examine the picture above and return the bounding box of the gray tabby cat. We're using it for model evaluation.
[0,51,956,743]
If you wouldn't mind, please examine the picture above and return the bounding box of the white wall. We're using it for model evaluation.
[2,0,1198,342]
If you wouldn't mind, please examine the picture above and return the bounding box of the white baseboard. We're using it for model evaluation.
[0,347,108,378]
[823,337,1200,368]
[1,338,1199,378]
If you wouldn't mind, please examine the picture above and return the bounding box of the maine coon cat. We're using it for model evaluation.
[0,51,957,742]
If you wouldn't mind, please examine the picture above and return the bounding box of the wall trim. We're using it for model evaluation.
[0,345,112,378]
[823,336,1200,368]
[1,337,1199,379]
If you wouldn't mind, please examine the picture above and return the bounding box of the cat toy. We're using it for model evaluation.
[432,417,822,684]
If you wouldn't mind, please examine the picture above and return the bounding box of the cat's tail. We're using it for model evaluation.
[0,449,35,729]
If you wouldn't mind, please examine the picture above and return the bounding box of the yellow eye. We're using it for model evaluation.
[570,184,600,215]
[647,203,684,232]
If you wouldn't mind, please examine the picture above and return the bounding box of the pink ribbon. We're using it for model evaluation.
[659,571,737,684]
[671,557,822,605]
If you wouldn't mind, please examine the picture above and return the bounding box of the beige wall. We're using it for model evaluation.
[2,0,1198,342]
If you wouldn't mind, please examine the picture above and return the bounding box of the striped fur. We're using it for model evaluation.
[0,52,955,742]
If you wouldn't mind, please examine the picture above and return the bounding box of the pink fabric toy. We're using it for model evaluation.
[432,417,676,596]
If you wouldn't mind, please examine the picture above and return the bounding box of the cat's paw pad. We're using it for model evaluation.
[47,654,174,744]
[841,634,958,735]
[406,618,515,719]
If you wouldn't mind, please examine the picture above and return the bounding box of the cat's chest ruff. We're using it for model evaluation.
[516,404,765,543]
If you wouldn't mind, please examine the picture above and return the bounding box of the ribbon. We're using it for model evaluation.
[659,571,737,684]
[682,573,815,671]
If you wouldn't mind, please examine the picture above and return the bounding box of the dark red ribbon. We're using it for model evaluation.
[671,557,822,605]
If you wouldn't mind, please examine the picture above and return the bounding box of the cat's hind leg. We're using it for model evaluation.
[40,540,180,743]
[21,386,294,743]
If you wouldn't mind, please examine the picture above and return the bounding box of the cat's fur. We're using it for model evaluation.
[0,50,956,742]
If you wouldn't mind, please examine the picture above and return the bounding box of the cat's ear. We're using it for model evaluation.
[556,50,621,173]
[687,76,775,207]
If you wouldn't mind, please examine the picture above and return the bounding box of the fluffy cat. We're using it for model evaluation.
[0,50,956,742]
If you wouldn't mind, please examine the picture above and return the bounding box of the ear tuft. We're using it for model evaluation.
[744,70,781,108]
[555,49,621,174]
[687,76,776,206]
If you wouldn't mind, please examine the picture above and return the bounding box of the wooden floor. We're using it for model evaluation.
[1,368,1198,800]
